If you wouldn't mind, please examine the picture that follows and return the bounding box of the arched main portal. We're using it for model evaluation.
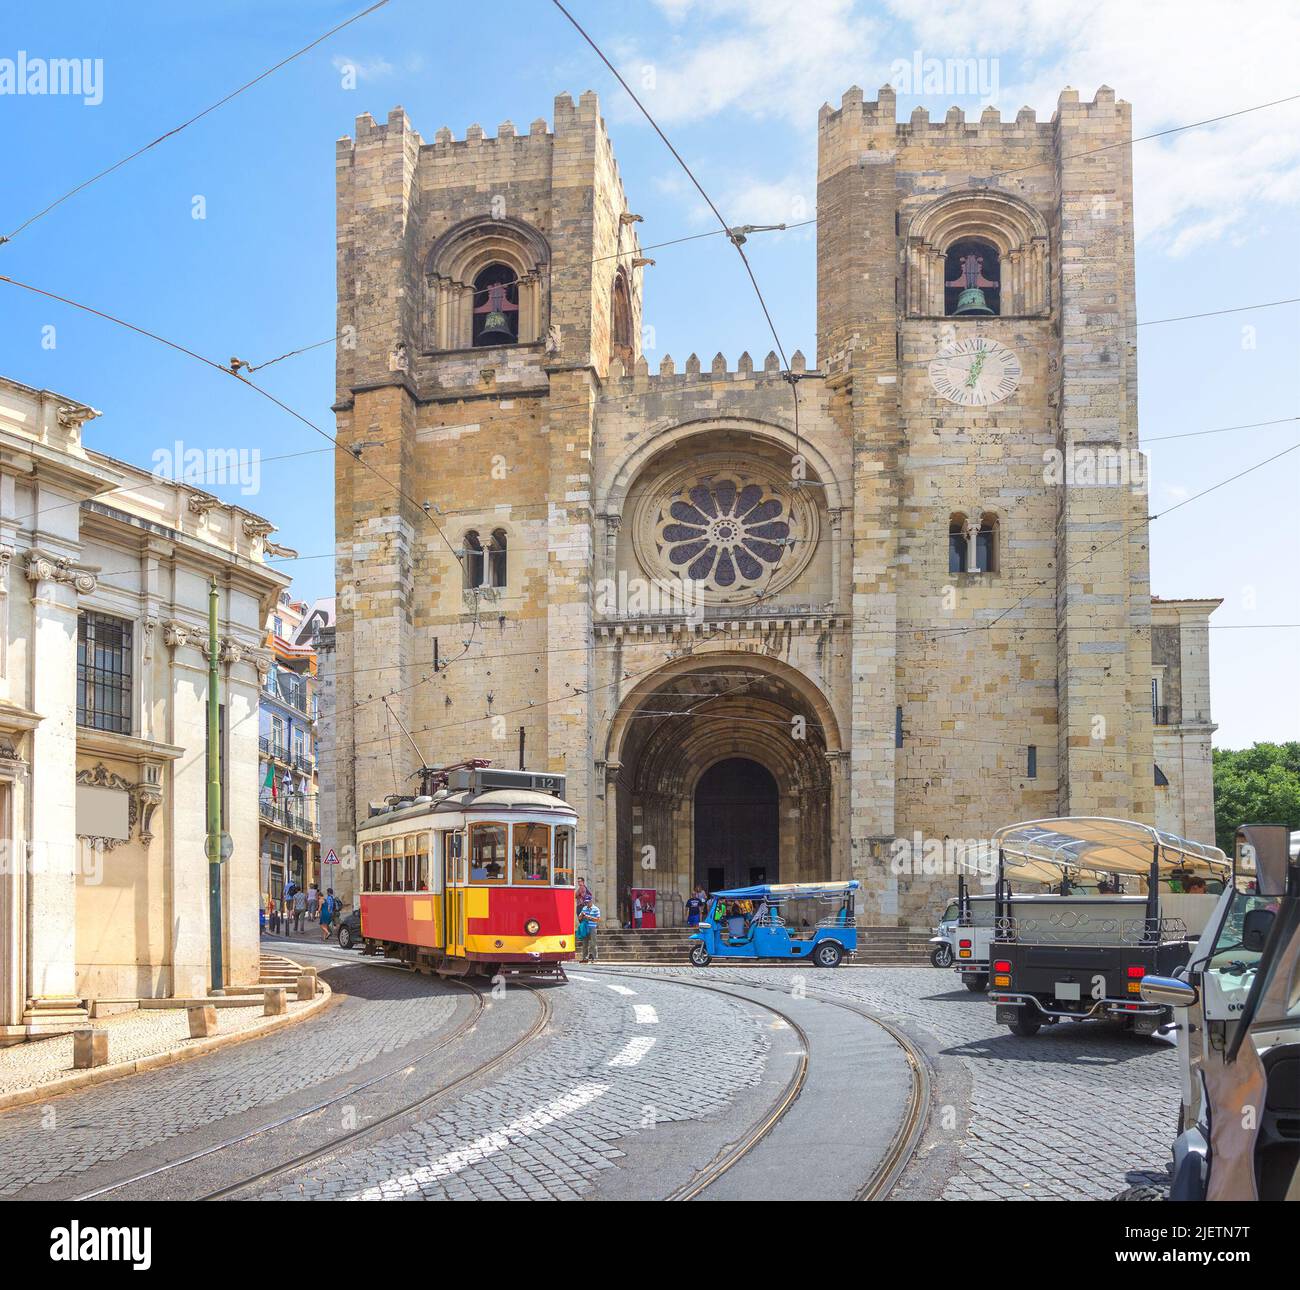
[694,757,779,891]
[602,653,844,923]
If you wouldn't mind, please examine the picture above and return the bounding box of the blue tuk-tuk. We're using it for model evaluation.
[686,881,859,968]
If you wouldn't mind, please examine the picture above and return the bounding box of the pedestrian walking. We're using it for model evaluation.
[686,886,705,927]
[319,887,338,941]
[293,886,308,933]
[579,899,601,963]
[307,884,320,921]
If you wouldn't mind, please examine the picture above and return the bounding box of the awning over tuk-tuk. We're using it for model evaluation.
[950,841,1064,887]
[711,880,860,901]
[992,817,1229,880]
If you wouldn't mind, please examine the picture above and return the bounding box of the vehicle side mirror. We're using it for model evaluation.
[1140,975,1199,1008]
[1242,907,1275,952]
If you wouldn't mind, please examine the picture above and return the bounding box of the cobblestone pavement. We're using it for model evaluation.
[253,970,771,1201]
[622,965,1178,1200]
[0,960,458,1198]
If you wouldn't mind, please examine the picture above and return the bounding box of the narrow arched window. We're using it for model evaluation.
[610,269,633,367]
[488,529,508,588]
[944,239,1001,316]
[464,530,485,588]
[472,264,519,347]
[948,516,969,573]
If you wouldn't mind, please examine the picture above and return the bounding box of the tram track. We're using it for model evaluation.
[589,967,931,1201]
[71,969,553,1202]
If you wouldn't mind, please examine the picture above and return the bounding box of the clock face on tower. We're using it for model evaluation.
[929,337,1022,407]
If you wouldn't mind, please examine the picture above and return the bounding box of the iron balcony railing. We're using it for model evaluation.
[258,798,320,838]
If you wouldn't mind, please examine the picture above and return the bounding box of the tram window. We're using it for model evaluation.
[554,827,575,886]
[513,823,550,883]
[405,854,416,891]
[469,822,508,883]
[417,847,429,890]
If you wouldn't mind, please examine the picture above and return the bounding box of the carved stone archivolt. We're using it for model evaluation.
[25,551,98,595]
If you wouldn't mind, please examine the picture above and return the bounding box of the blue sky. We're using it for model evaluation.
[2,0,1296,747]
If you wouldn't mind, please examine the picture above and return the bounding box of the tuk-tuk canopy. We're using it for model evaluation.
[711,880,860,902]
[992,817,1229,880]
[950,841,1064,887]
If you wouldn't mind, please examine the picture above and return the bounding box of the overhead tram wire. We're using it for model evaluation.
[546,0,805,464]
[0,1,392,246]
[233,81,1300,379]
[926,433,1300,643]
[0,272,465,568]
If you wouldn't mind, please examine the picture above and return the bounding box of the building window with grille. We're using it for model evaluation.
[77,612,133,733]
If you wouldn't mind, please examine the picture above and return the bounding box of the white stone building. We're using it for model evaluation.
[0,376,289,1042]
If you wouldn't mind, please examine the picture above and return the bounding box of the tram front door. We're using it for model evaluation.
[443,832,466,958]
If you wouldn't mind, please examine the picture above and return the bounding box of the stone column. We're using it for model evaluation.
[602,761,621,911]
[23,555,94,1031]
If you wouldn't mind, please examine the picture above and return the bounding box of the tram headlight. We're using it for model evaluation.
[525,918,541,936]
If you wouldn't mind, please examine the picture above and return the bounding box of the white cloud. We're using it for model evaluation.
[614,0,884,127]
[331,54,394,82]
[616,0,1300,257]
[885,0,1300,255]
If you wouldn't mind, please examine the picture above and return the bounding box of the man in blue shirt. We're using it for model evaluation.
[579,900,601,963]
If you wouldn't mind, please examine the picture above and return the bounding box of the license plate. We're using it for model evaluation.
[1054,981,1081,1001]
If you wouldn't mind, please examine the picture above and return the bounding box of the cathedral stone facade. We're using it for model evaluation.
[332,84,1215,926]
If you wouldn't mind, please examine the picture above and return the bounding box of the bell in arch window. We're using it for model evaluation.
[944,240,1001,316]
[472,264,519,346]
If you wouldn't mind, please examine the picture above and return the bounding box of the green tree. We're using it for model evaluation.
[1212,742,1300,854]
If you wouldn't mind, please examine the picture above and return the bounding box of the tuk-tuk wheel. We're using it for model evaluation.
[1008,1009,1042,1037]
[813,941,843,968]
[964,975,988,993]
[930,944,954,968]
[688,943,712,967]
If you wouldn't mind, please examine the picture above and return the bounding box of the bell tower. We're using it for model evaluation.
[332,94,642,890]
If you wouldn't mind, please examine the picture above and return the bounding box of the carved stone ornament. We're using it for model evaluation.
[25,551,98,595]
[187,491,221,516]
[75,763,139,852]
[162,620,192,650]
[242,517,276,541]
[220,639,246,666]
[263,539,298,560]
[251,647,273,683]
[57,403,101,433]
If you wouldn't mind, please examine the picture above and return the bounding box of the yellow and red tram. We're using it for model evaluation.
[357,767,577,978]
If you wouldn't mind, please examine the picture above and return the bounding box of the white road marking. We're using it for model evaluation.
[567,972,637,996]
[354,1083,609,1198]
[607,1036,657,1067]
[632,1004,659,1025]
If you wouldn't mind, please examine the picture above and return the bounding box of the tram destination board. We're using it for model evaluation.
[447,767,567,798]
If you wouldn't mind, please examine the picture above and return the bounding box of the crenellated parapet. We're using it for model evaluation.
[817,82,1126,140]
[604,348,816,393]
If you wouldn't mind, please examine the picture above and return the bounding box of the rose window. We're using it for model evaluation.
[655,478,792,591]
